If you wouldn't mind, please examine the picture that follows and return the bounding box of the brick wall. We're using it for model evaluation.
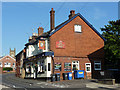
[53,56,104,79]
[50,16,104,58]
[16,52,22,77]
[50,16,104,79]
[16,49,26,77]
[0,67,3,74]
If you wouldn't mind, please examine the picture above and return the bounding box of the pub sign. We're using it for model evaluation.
[56,40,65,48]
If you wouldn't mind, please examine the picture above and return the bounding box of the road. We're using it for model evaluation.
[1,73,120,90]
[2,73,87,89]
[2,73,46,88]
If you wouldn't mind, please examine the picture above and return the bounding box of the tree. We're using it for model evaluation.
[101,20,120,69]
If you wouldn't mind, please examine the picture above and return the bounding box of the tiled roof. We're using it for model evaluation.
[25,40,37,46]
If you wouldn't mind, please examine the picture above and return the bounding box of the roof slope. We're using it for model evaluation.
[0,55,16,61]
[49,13,105,41]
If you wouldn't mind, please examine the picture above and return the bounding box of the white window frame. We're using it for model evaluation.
[8,63,11,65]
[0,62,2,67]
[94,61,101,70]
[85,63,91,72]
[74,25,82,33]
[72,61,79,72]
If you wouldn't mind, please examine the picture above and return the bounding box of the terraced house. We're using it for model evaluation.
[16,8,105,80]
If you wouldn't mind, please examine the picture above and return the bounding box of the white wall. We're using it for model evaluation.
[26,38,49,58]
[46,57,51,77]
[37,57,52,78]
[26,44,39,58]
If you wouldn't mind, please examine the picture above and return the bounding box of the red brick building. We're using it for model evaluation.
[49,9,105,79]
[15,48,26,78]
[0,56,16,73]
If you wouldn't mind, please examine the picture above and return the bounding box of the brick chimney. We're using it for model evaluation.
[38,27,44,36]
[69,10,75,19]
[50,8,55,31]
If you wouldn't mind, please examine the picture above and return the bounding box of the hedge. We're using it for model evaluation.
[3,67,13,71]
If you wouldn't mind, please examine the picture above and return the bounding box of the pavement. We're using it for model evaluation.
[1,73,120,89]
[86,82,120,89]
[0,84,9,88]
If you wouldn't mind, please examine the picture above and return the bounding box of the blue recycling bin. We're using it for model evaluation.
[67,72,72,80]
[74,70,84,79]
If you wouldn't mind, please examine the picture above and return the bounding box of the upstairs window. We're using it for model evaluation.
[4,63,8,65]
[74,25,82,33]
[6,57,9,59]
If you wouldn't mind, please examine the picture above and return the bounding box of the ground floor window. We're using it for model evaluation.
[64,63,71,71]
[94,61,101,70]
[54,62,61,71]
[85,63,91,72]
[72,61,79,71]
[48,63,51,71]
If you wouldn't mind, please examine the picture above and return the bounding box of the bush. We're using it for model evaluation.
[3,67,13,71]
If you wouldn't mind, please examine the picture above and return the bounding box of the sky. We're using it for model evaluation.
[2,2,118,56]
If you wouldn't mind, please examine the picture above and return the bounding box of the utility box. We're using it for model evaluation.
[55,73,60,81]
[67,72,72,80]
[74,70,84,79]
[63,73,68,80]
[51,74,55,82]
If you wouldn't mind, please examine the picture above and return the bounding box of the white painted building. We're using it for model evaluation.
[24,33,54,79]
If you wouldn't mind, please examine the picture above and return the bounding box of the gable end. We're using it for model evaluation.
[49,13,105,41]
